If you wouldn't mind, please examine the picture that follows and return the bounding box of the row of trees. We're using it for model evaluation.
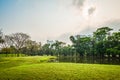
[0,27,120,59]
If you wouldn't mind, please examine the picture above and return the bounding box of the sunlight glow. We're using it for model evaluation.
[82,5,89,20]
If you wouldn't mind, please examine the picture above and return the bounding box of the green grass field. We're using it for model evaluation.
[0,56,120,80]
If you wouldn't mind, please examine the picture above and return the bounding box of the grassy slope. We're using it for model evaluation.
[0,56,120,80]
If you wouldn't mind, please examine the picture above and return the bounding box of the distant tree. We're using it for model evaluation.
[51,40,66,56]
[24,40,41,56]
[70,35,92,57]
[70,36,76,44]
[93,27,113,58]
[93,27,113,42]
[42,43,52,56]
[1,47,14,57]
[0,29,4,45]
[8,33,30,56]
[60,45,75,56]
[1,35,13,48]
[107,31,120,58]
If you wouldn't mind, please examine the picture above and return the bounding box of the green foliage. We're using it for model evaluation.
[22,40,41,56]
[69,27,120,58]
[59,45,75,56]
[0,54,26,57]
[41,43,54,56]
[106,31,120,56]
[0,27,120,58]
[1,48,13,54]
[70,35,92,56]
[93,27,113,41]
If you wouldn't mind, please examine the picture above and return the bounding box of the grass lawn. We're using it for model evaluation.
[0,56,120,80]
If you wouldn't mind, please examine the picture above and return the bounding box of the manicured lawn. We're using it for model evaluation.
[0,56,120,80]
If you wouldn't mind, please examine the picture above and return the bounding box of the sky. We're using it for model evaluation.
[0,0,120,44]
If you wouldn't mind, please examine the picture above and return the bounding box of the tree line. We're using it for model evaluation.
[0,27,120,59]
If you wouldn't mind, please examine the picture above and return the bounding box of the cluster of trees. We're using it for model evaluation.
[70,27,120,59]
[0,32,41,56]
[41,40,75,56]
[0,27,120,59]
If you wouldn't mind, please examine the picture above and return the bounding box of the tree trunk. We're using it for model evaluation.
[112,54,116,58]
[16,49,20,57]
[107,53,110,63]
[119,54,120,62]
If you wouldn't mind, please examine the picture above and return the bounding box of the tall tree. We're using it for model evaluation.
[42,43,52,56]
[93,27,113,42]
[9,33,30,56]
[51,40,66,56]
[93,27,113,58]
[107,31,120,58]
[70,35,92,57]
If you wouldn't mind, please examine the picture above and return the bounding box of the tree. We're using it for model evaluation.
[93,27,113,58]
[107,31,120,58]
[70,36,76,44]
[60,45,75,56]
[1,35,13,48]
[42,43,53,56]
[93,27,113,42]
[9,33,30,56]
[51,40,66,56]
[1,47,14,57]
[24,40,41,56]
[70,35,92,57]
[0,29,4,45]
